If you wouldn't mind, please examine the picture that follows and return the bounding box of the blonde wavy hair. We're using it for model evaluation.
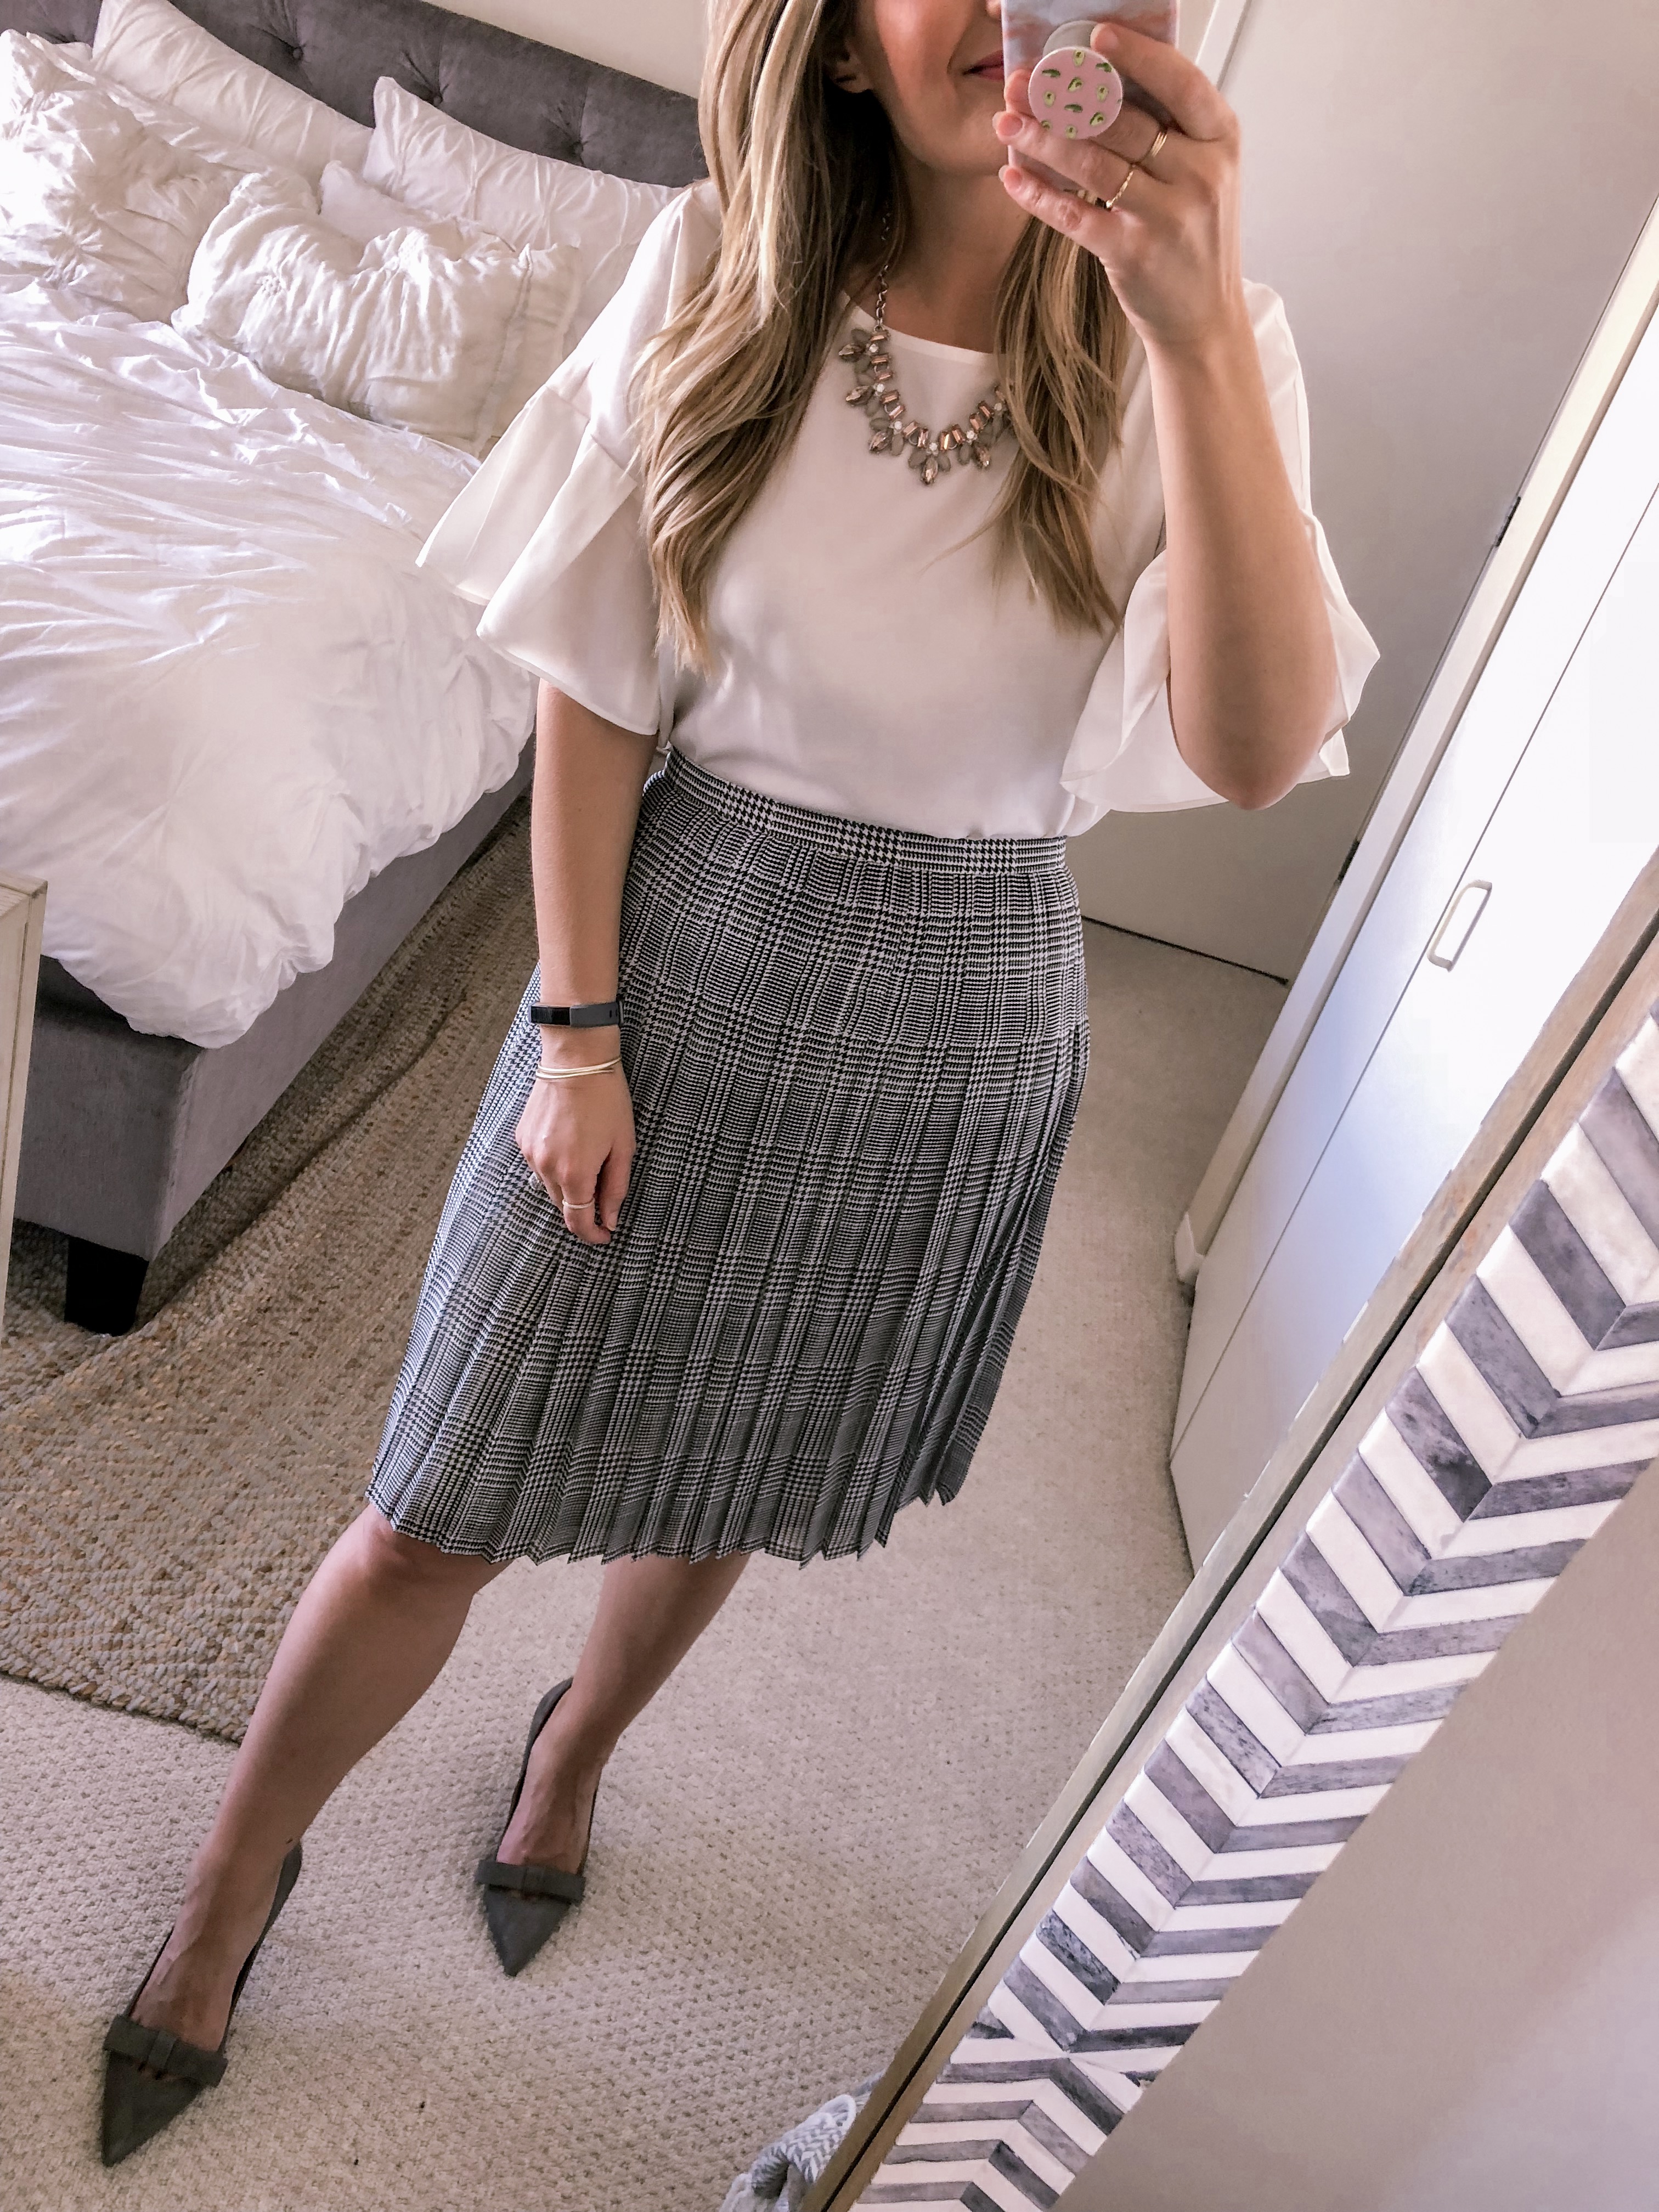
[635,0,1131,668]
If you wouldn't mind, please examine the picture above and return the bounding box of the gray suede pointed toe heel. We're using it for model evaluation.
[475,1679,595,1977]
[100,1842,303,2168]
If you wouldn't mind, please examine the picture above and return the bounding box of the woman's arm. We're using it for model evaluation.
[516,681,658,1246]
[1148,324,1339,808]
[997,25,1340,808]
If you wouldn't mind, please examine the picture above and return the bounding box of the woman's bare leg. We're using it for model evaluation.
[498,1552,750,1871]
[132,1506,505,2050]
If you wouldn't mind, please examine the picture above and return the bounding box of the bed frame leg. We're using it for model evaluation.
[64,1239,149,1336]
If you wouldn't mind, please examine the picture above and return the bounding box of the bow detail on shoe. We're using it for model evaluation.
[474,1856,585,1903]
[102,2016,229,2086]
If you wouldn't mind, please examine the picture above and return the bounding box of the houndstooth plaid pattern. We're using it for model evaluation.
[367,751,1089,1566]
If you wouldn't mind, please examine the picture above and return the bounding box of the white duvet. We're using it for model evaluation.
[0,272,534,1046]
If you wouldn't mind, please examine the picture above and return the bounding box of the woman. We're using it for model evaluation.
[100,0,1375,2164]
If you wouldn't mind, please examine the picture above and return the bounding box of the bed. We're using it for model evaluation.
[0,0,703,1331]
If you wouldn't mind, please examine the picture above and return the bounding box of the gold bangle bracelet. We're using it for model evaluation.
[534,1059,621,1081]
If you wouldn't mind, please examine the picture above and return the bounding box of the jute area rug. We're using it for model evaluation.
[0,807,542,1737]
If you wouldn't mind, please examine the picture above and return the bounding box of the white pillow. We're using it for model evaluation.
[0,29,235,317]
[176,169,580,455]
[315,159,416,246]
[33,34,300,182]
[362,75,677,344]
[94,0,369,183]
[317,160,580,426]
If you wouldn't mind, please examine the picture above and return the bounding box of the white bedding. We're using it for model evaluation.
[0,272,534,1047]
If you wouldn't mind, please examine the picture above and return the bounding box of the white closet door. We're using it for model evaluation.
[1169,324,1659,1562]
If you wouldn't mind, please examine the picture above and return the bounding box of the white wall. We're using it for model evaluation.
[1065,1458,1659,2210]
[437,0,707,95]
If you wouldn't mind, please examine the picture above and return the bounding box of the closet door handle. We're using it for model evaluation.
[1427,879,1492,971]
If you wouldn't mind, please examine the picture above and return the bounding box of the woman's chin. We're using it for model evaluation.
[950,73,1013,144]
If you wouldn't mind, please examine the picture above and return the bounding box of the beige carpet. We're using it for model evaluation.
[0,833,1283,2211]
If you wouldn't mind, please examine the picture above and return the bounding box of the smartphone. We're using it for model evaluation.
[1002,0,1179,189]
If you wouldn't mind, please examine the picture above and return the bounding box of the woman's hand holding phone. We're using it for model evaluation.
[996,23,1341,815]
[997,21,1247,360]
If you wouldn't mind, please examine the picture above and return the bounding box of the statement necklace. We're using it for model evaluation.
[840,270,1009,487]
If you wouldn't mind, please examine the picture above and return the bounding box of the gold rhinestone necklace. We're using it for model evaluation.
[840,270,1008,487]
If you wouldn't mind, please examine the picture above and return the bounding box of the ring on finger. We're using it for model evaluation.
[1141,121,1171,169]
[562,1198,595,1213]
[1098,165,1137,213]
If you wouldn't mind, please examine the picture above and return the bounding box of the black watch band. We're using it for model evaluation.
[530,1001,620,1029]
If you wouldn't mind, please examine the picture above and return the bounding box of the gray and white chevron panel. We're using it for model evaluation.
[856,1007,1659,2210]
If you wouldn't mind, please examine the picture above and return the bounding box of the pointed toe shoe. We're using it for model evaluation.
[475,1679,595,1977]
[99,1842,303,2167]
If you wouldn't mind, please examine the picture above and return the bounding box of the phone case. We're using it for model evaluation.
[1002,0,1179,188]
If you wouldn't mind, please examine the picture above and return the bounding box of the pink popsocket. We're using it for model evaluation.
[1032,20,1123,139]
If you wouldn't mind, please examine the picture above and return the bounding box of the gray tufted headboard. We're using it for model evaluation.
[1,0,705,185]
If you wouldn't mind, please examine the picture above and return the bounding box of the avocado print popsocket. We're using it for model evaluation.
[1032,18,1123,138]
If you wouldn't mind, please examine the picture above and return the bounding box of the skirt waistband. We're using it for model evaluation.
[661,749,1069,876]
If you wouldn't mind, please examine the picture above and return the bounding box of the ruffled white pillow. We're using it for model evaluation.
[175,168,581,456]
[0,29,236,317]
[361,75,677,345]
[317,161,579,424]
[93,0,369,182]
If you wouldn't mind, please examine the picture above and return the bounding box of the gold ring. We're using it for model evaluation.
[1099,165,1136,213]
[1142,122,1171,167]
[563,1198,595,1211]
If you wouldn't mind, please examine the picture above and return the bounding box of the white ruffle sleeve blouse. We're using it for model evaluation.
[420,182,1379,840]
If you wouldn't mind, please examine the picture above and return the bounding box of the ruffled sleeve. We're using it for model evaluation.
[416,182,721,737]
[1059,283,1380,830]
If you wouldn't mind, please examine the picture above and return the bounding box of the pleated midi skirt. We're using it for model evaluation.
[366,751,1089,1565]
